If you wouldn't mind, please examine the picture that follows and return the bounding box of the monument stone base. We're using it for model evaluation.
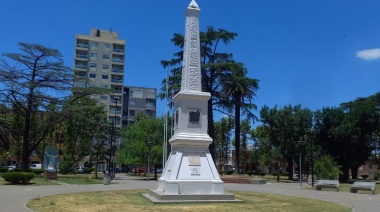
[145,190,239,203]
[44,170,58,180]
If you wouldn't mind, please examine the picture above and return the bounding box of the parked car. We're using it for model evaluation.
[76,167,84,173]
[7,165,16,172]
[110,167,120,174]
[120,167,130,173]
[132,167,146,174]
[30,164,42,169]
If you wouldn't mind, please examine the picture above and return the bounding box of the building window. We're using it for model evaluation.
[91,42,98,48]
[129,110,135,116]
[90,53,97,58]
[103,54,110,59]
[90,63,97,68]
[100,96,107,100]
[101,85,108,89]
[90,74,96,78]
[129,100,136,105]
[102,75,108,80]
[104,44,110,49]
[102,64,109,69]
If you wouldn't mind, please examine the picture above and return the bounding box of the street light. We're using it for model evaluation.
[147,141,153,181]
[297,140,303,187]
[109,97,119,180]
[309,131,314,187]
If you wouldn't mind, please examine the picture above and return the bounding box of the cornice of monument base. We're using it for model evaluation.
[173,91,211,102]
[169,133,212,147]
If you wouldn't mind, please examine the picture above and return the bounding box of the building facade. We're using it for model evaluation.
[73,29,125,127]
[122,86,157,127]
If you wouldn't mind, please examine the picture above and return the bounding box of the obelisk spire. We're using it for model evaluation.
[181,0,201,92]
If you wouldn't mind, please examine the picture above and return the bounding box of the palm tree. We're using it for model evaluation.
[221,64,259,174]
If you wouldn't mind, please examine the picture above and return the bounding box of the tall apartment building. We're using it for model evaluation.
[73,29,125,127]
[122,86,157,127]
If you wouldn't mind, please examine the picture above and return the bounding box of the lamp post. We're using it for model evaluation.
[310,132,314,187]
[109,97,119,180]
[147,141,153,181]
[298,141,303,187]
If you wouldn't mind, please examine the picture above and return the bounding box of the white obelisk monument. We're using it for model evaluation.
[147,0,235,202]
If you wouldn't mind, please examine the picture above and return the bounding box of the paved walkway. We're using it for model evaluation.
[0,175,379,212]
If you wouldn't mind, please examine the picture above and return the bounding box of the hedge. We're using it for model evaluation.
[0,168,8,173]
[2,172,35,184]
[84,168,95,174]
[31,169,44,175]
[281,171,289,176]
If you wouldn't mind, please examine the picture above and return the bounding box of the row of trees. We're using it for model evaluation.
[250,93,380,181]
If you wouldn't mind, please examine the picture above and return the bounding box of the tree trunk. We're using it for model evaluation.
[95,156,99,179]
[339,166,350,182]
[351,165,359,180]
[207,98,215,161]
[21,111,31,172]
[234,98,241,175]
[286,159,294,180]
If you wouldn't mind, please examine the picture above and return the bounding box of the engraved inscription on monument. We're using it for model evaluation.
[190,167,201,175]
[189,110,200,124]
[188,156,201,166]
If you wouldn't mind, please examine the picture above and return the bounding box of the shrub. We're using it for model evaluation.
[2,172,35,184]
[225,170,233,175]
[271,172,278,177]
[59,154,75,174]
[12,168,21,172]
[31,169,44,175]
[281,171,289,176]
[218,170,224,176]
[375,172,379,180]
[0,168,8,173]
[84,168,95,174]
[259,172,265,177]
[314,155,342,180]
[246,171,252,176]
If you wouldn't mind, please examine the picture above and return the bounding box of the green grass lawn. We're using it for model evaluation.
[27,189,351,212]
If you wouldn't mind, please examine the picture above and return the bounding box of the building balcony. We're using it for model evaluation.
[76,43,89,49]
[113,49,124,54]
[109,110,122,115]
[75,64,87,69]
[76,54,88,60]
[111,79,123,84]
[111,68,123,74]
[112,58,124,64]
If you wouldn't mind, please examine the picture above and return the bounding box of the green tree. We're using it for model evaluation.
[118,115,167,177]
[251,125,281,180]
[160,27,258,161]
[260,105,313,180]
[62,97,111,163]
[238,119,253,173]
[313,155,342,180]
[315,96,380,181]
[0,43,75,171]
[214,117,234,171]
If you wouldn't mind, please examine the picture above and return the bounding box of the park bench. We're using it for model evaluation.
[349,181,376,195]
[315,180,339,192]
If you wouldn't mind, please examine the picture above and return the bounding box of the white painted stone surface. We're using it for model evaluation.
[155,0,224,195]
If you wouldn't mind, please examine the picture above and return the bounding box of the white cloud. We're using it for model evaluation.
[356,48,380,61]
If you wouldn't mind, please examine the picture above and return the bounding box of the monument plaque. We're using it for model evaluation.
[189,110,200,124]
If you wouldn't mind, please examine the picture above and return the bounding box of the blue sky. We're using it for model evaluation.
[1,0,380,120]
